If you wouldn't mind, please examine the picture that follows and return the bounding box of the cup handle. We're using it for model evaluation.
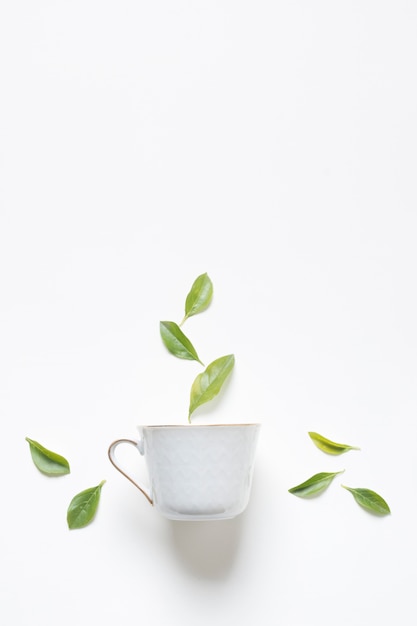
[108,438,153,506]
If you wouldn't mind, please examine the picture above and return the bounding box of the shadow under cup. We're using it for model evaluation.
[108,424,261,521]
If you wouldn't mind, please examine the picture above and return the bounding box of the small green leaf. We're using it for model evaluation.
[160,321,203,364]
[67,480,106,529]
[181,272,213,325]
[188,354,235,422]
[26,437,70,476]
[308,431,360,455]
[342,485,391,516]
[288,470,344,498]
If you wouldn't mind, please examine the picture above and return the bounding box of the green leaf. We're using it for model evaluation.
[288,470,344,498]
[342,485,391,516]
[181,272,213,324]
[25,437,70,476]
[188,354,235,422]
[308,431,360,455]
[160,321,203,364]
[67,480,106,529]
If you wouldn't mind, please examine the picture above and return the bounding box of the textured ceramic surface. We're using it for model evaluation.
[108,424,260,520]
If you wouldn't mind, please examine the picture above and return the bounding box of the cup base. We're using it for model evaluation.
[159,511,243,521]
[156,501,248,521]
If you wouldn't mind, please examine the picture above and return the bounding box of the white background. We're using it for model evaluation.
[1,2,416,625]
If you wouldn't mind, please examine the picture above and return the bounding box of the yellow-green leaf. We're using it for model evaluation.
[342,485,391,515]
[188,354,234,422]
[289,470,344,498]
[308,431,360,455]
[26,437,70,476]
[181,272,213,325]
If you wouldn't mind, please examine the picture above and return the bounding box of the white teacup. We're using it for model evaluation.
[108,424,260,521]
